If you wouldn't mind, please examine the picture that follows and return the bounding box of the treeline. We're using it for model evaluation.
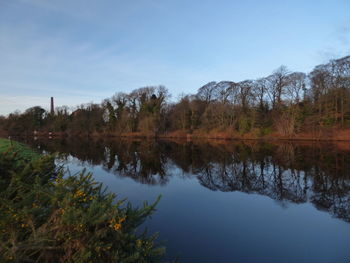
[1,55,350,138]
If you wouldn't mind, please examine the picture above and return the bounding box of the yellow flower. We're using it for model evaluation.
[113,223,122,231]
[110,216,126,231]
[74,189,86,200]
[58,208,65,215]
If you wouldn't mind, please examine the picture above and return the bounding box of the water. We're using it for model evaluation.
[23,138,350,263]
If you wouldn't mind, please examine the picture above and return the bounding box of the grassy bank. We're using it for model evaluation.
[0,138,40,165]
[0,138,165,262]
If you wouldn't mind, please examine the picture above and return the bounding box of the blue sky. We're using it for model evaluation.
[0,0,349,115]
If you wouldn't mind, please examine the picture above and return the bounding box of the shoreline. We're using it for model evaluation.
[3,130,350,142]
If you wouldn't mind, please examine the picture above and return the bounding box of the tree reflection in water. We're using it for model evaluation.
[23,138,350,223]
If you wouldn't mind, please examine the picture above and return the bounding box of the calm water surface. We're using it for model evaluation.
[23,138,350,263]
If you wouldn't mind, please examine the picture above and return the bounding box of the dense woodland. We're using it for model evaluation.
[1,55,350,138]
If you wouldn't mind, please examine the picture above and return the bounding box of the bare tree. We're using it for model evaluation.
[237,80,254,113]
[253,78,268,109]
[197,81,217,104]
[267,65,290,109]
[286,72,306,104]
[213,81,235,104]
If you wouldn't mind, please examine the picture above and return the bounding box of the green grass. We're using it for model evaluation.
[0,138,39,165]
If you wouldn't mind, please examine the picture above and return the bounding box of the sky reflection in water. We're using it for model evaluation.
[24,138,350,263]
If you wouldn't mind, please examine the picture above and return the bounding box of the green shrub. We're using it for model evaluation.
[322,116,336,126]
[238,117,251,134]
[259,127,272,136]
[0,151,165,263]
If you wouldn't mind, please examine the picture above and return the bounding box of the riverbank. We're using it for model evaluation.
[0,138,164,262]
[0,138,40,165]
[4,126,350,141]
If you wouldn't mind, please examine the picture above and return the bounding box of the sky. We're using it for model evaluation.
[0,0,349,115]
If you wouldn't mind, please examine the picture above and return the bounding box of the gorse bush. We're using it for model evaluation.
[0,149,165,262]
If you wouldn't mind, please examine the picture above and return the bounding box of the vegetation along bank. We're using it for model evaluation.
[0,138,165,262]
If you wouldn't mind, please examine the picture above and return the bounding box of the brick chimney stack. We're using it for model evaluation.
[50,97,54,115]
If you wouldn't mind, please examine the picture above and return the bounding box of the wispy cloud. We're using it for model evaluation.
[317,18,350,62]
[0,18,212,115]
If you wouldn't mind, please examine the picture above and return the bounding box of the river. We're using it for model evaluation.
[21,138,350,263]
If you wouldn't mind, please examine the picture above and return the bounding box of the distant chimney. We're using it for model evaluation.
[50,97,54,115]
